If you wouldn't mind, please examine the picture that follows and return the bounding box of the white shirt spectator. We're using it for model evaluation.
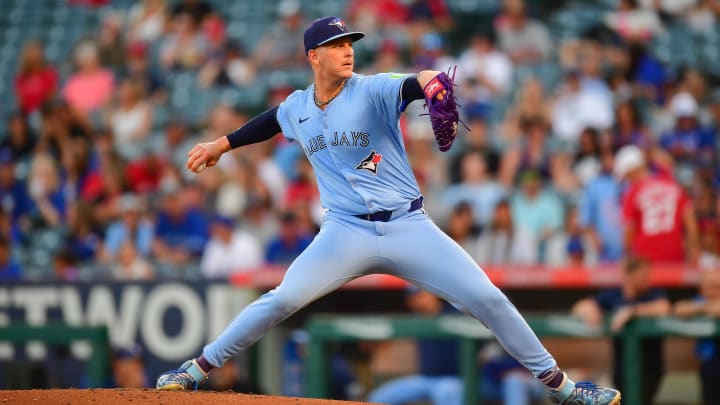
[457,43,513,104]
[201,230,263,279]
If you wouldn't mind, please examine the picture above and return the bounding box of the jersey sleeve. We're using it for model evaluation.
[276,92,299,142]
[366,73,411,121]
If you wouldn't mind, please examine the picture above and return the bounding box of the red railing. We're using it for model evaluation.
[229,264,702,290]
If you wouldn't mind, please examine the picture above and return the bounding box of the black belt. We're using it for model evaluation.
[354,196,424,222]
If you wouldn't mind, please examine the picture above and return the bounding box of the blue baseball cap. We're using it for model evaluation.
[304,16,364,55]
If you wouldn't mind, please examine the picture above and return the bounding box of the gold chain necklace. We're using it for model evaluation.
[314,79,346,107]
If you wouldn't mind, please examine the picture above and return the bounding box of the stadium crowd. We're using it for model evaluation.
[1,0,720,282]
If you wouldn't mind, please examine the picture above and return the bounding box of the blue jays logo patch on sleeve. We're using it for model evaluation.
[356,150,382,174]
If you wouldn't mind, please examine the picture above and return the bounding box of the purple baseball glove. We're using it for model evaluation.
[422,66,466,152]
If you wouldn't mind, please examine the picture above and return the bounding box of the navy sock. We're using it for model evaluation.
[538,366,565,389]
[196,355,215,373]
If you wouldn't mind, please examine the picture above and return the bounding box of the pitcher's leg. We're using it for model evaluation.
[382,213,555,376]
[203,216,374,367]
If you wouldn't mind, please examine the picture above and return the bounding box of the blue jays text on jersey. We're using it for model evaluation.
[301,131,370,156]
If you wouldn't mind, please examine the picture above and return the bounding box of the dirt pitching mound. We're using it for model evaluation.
[0,389,373,404]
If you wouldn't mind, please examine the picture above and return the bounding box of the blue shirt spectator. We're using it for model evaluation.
[153,190,209,260]
[103,194,154,259]
[0,149,32,225]
[579,158,623,262]
[510,171,564,242]
[265,212,312,265]
[0,236,21,281]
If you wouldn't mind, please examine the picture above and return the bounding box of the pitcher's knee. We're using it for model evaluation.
[268,289,305,316]
[465,287,513,316]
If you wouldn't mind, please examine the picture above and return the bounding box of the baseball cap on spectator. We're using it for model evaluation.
[212,214,235,228]
[613,144,645,179]
[670,92,698,118]
[304,16,365,55]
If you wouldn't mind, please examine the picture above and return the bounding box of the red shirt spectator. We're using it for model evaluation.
[615,145,699,263]
[14,41,58,114]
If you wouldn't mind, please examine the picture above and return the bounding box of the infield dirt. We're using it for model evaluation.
[0,389,373,404]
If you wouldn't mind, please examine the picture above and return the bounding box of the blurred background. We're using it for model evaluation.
[1,0,719,404]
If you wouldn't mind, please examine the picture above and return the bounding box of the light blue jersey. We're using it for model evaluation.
[276,73,421,214]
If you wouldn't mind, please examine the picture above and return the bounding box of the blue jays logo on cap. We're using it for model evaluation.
[304,16,365,55]
[328,18,345,31]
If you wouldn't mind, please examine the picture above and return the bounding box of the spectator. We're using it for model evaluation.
[123,41,166,101]
[160,12,209,71]
[364,39,406,74]
[456,30,513,117]
[111,345,149,388]
[494,0,552,65]
[561,206,585,267]
[502,117,554,184]
[579,151,624,263]
[572,128,602,186]
[447,112,500,179]
[264,211,313,265]
[197,40,257,89]
[612,99,653,151]
[0,235,21,281]
[571,257,670,405]
[476,199,523,265]
[253,0,306,69]
[406,0,452,30]
[442,151,506,227]
[64,201,102,263]
[502,78,552,141]
[171,0,214,26]
[510,170,565,265]
[152,186,209,266]
[111,241,154,280]
[62,41,115,118]
[603,0,664,43]
[615,144,700,264]
[2,113,36,164]
[96,11,126,71]
[659,92,716,183]
[200,215,263,279]
[27,153,67,229]
[673,268,720,405]
[127,0,169,43]
[107,78,153,161]
[412,31,454,71]
[53,249,80,281]
[0,148,32,227]
[100,193,154,262]
[37,100,91,161]
[14,40,58,115]
[443,202,479,257]
[552,69,613,145]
